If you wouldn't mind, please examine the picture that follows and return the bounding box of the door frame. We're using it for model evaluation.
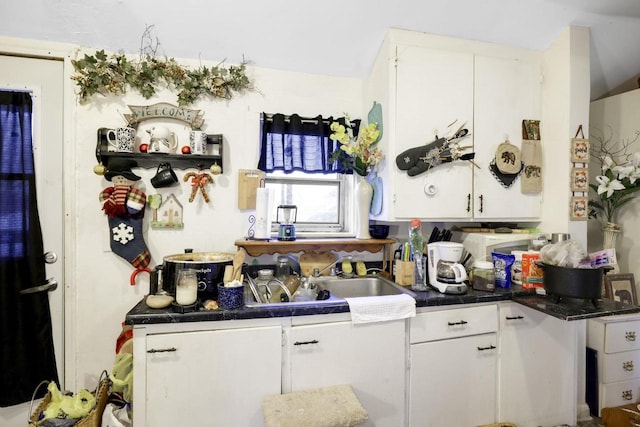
[0,36,77,390]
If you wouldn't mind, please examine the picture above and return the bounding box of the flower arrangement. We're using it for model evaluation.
[329,115,382,177]
[589,128,640,227]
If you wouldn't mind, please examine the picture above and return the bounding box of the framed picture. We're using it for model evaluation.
[605,273,638,305]
[570,167,589,192]
[571,138,590,162]
[569,196,589,221]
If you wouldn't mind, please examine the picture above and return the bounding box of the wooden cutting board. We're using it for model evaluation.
[237,169,265,209]
[459,227,534,234]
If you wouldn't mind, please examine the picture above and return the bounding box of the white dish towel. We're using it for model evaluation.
[345,294,416,324]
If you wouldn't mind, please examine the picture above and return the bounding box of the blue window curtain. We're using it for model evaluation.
[258,113,359,174]
[0,91,58,406]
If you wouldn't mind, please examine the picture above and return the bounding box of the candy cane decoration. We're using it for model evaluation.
[184,170,213,203]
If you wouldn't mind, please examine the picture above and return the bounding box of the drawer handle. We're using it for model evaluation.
[147,347,177,353]
[294,340,319,346]
[477,345,496,351]
[623,361,635,371]
[448,320,468,326]
[623,390,634,400]
[626,331,637,341]
[505,316,524,320]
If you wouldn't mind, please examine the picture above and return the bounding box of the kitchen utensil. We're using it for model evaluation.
[369,224,390,239]
[160,251,233,300]
[223,264,233,285]
[276,204,297,241]
[232,249,246,281]
[535,261,607,307]
[237,169,266,209]
[427,241,468,294]
[150,162,178,188]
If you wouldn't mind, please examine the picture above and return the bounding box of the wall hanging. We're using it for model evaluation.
[71,26,253,106]
[521,119,542,193]
[98,159,151,270]
[150,193,184,229]
[489,138,523,189]
[395,121,473,177]
[570,124,589,221]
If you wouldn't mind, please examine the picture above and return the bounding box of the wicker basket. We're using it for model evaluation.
[28,371,111,427]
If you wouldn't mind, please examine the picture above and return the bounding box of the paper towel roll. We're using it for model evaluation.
[254,187,272,239]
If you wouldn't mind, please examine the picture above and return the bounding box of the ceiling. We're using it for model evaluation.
[2,0,640,101]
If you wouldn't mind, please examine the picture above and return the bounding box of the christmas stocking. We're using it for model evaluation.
[107,216,151,269]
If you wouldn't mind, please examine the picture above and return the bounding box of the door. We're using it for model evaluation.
[145,327,282,427]
[0,55,64,424]
[289,320,406,427]
[394,46,474,220]
[410,333,497,427]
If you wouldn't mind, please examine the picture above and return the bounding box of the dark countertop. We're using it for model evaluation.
[126,284,640,325]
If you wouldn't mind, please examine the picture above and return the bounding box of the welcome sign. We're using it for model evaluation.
[124,102,205,129]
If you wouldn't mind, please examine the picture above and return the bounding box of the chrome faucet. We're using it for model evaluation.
[312,255,353,277]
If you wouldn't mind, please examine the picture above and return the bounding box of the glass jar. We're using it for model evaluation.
[472,261,495,291]
[175,268,198,305]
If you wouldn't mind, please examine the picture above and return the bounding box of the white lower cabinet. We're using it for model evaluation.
[498,302,578,426]
[287,318,406,427]
[135,322,283,427]
[409,304,498,427]
[587,313,640,415]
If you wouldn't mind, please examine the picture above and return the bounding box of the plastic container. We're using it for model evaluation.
[472,261,495,291]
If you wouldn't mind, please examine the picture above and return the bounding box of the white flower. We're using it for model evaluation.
[601,155,615,173]
[596,175,626,198]
[613,164,634,181]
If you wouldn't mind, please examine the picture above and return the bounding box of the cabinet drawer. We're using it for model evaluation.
[600,378,640,410]
[410,304,497,343]
[602,350,640,383]
[606,321,640,353]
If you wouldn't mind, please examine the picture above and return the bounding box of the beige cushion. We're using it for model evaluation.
[262,384,368,427]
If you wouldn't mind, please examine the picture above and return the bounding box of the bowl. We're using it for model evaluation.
[369,225,390,239]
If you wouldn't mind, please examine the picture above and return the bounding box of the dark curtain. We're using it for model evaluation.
[258,113,358,174]
[0,91,58,406]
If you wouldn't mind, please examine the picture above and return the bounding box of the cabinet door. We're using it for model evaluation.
[498,303,577,426]
[409,333,497,426]
[394,45,474,220]
[289,320,405,427]
[145,326,282,427]
[473,54,542,220]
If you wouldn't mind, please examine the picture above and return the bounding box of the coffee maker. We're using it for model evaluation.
[276,204,297,241]
[427,241,468,294]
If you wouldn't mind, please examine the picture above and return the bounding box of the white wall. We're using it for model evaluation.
[589,88,640,281]
[71,52,364,388]
[540,26,590,248]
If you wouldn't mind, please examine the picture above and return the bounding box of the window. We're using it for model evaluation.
[266,171,354,234]
[259,113,356,236]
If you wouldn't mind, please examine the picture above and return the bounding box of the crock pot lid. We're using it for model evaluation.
[163,252,234,262]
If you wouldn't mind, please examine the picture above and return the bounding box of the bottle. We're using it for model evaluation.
[409,219,427,291]
[175,268,198,305]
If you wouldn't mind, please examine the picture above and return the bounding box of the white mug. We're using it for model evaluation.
[106,127,136,153]
[189,130,208,155]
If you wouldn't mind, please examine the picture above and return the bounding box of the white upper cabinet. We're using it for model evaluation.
[394,46,474,220]
[473,54,542,220]
[367,30,542,221]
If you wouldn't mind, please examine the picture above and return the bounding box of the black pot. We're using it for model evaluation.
[536,261,605,300]
[160,252,234,300]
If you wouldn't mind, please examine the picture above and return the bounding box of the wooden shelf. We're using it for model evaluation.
[235,238,396,274]
[95,127,223,171]
[235,238,395,256]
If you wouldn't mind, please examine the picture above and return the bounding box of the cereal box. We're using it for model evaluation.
[521,251,543,289]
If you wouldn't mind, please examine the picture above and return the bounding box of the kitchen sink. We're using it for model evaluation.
[244,275,415,307]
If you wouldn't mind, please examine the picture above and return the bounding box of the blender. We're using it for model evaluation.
[427,241,468,294]
[276,204,297,241]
